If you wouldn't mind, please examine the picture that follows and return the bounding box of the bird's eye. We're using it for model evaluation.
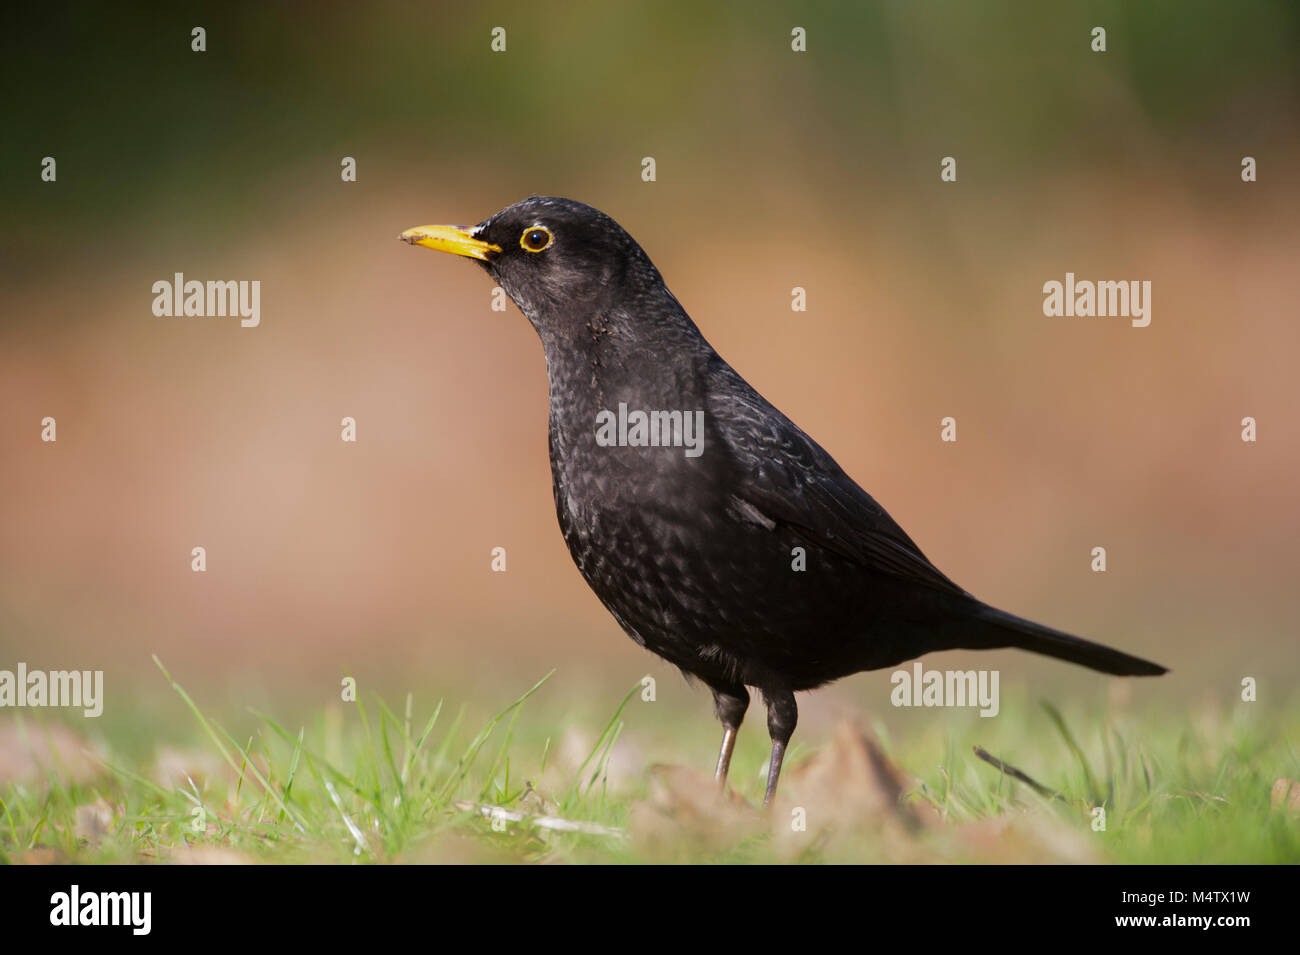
[520,226,553,253]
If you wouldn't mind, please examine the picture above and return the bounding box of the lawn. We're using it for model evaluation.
[2,657,1296,864]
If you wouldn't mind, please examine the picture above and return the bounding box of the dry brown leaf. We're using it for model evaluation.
[0,721,101,786]
[945,812,1096,864]
[628,763,759,857]
[1271,778,1300,816]
[151,745,226,789]
[165,846,257,865]
[766,720,942,861]
[73,797,117,846]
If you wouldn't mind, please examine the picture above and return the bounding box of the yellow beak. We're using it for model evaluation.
[399,224,501,261]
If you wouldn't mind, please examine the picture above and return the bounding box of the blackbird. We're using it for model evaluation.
[400,196,1166,805]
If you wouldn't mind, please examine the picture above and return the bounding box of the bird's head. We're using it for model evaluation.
[400,196,664,332]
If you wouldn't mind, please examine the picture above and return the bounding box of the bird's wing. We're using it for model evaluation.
[708,363,968,598]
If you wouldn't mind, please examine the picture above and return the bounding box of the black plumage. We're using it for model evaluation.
[401,196,1166,804]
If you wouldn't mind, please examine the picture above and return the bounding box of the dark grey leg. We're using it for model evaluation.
[710,684,749,786]
[762,688,797,806]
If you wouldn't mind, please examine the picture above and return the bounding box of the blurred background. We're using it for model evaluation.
[1,1,1297,742]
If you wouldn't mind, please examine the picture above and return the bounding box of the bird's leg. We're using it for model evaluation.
[762,688,798,807]
[709,684,749,787]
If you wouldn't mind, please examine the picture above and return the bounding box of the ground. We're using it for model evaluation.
[1,662,1297,865]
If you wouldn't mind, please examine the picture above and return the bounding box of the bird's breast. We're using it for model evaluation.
[543,369,731,585]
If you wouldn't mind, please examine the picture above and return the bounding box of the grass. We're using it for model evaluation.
[0,659,1296,864]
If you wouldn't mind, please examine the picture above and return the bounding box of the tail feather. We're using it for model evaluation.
[974,605,1167,677]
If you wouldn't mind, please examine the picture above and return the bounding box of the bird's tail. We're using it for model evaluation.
[971,604,1167,676]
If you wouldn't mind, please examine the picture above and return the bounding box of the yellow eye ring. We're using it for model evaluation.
[520,226,553,253]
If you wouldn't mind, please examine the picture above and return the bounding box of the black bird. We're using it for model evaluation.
[400,197,1166,805]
